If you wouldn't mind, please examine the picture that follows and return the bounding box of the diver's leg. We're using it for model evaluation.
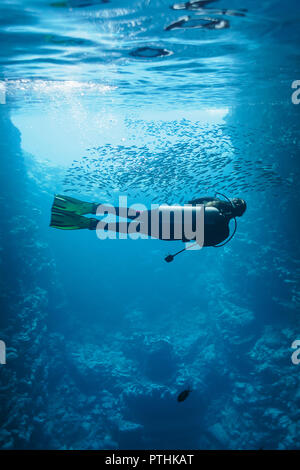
[89,218,153,237]
[53,195,148,219]
[89,219,131,232]
[94,204,144,220]
[50,212,140,232]
[51,196,128,216]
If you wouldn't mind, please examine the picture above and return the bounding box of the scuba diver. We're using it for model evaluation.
[50,194,246,262]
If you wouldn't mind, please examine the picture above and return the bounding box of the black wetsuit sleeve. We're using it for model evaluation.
[189,197,233,220]
[188,196,216,205]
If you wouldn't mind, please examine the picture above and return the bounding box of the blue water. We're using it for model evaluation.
[0,0,300,450]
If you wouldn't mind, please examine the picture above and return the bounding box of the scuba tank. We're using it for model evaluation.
[164,192,237,263]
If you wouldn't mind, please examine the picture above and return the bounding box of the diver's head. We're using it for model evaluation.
[230,198,247,217]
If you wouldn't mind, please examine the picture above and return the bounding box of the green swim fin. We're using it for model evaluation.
[52,194,97,215]
[50,210,96,230]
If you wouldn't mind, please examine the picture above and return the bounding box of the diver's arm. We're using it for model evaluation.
[189,197,233,220]
[188,196,216,205]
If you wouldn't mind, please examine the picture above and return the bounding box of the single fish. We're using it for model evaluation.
[165,15,229,31]
[177,388,192,402]
[130,47,172,58]
[171,0,218,11]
